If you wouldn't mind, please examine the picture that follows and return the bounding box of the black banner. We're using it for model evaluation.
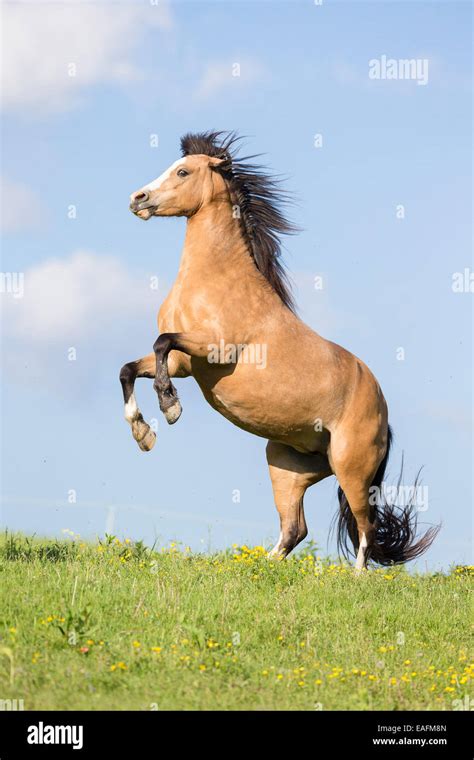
[0,710,471,757]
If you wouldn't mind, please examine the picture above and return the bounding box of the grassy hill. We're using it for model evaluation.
[0,533,472,711]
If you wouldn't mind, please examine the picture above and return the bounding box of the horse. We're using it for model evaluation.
[121,131,438,571]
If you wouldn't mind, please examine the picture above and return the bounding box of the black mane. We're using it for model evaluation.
[180,130,297,312]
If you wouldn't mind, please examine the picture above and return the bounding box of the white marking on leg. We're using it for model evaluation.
[124,393,138,424]
[124,393,156,451]
[355,532,368,572]
[268,531,284,558]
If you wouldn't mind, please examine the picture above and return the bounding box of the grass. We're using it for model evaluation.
[0,532,472,711]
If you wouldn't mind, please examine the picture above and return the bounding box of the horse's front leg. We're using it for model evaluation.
[120,353,157,450]
[120,351,191,448]
[153,332,215,424]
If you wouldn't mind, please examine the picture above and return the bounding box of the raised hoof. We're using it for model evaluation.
[137,429,156,452]
[163,399,182,425]
[132,418,156,451]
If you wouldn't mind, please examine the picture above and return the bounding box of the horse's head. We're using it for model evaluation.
[129,154,229,220]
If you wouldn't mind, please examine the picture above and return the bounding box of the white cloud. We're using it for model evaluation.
[0,176,44,232]
[2,250,157,342]
[194,59,267,102]
[1,0,172,113]
[1,250,166,397]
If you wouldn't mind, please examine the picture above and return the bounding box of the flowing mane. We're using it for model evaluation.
[180,130,297,313]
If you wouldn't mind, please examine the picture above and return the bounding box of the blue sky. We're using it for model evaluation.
[0,0,472,568]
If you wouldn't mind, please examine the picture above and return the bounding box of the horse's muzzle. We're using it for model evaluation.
[129,189,158,217]
[129,201,157,218]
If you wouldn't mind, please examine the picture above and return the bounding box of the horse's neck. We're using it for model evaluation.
[170,203,284,329]
[178,202,256,281]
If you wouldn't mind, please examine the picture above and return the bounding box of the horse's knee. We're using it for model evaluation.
[119,361,135,386]
[153,333,172,355]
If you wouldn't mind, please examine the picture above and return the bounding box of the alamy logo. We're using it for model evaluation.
[27,722,83,750]
[369,483,429,512]
[0,271,24,298]
[369,55,429,86]
[0,698,24,711]
[207,340,267,369]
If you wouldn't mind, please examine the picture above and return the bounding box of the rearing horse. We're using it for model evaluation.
[121,131,438,570]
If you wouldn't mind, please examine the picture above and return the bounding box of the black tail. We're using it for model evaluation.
[336,426,440,566]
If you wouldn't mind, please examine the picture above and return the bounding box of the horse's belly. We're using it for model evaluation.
[194,366,330,454]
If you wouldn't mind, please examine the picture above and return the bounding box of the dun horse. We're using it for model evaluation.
[121,131,438,570]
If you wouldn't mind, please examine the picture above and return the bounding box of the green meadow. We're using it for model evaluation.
[0,533,472,711]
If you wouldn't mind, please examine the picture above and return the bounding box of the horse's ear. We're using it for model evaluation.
[209,155,232,172]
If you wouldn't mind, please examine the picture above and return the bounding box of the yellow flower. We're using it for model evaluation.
[151,647,162,653]
[261,670,269,676]
[132,641,141,648]
[404,660,411,665]
[9,627,17,634]
[389,677,397,686]
[277,674,283,680]
[110,661,127,671]
[314,679,322,685]
[199,664,207,672]
[379,646,387,653]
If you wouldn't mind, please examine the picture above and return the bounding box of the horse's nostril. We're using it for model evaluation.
[134,191,149,203]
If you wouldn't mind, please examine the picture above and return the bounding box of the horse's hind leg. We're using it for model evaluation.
[329,430,385,571]
[120,353,157,451]
[266,441,332,557]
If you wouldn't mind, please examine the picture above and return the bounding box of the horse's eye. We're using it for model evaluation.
[177,169,189,178]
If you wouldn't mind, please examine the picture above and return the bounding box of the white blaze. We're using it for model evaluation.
[143,158,187,192]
